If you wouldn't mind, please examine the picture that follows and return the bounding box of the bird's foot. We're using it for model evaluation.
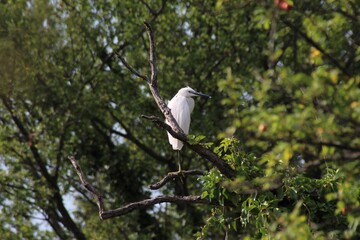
[168,169,186,182]
[168,169,183,176]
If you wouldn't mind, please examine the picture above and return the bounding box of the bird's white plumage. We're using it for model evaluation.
[167,96,192,150]
[166,87,208,150]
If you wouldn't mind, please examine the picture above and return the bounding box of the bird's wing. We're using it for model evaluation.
[166,96,191,150]
[169,96,191,134]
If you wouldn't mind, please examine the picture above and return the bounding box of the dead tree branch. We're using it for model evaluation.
[144,22,157,86]
[113,22,236,178]
[68,156,210,219]
[101,195,208,219]
[142,115,236,178]
[115,53,148,81]
[68,156,105,216]
[150,169,204,190]
[115,22,183,135]
[143,22,185,135]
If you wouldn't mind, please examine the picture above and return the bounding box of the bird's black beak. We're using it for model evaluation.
[189,90,211,98]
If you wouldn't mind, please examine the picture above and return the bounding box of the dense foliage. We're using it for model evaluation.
[0,0,359,239]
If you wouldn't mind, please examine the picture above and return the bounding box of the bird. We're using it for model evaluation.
[166,86,211,171]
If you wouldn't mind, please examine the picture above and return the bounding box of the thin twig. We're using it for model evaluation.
[68,156,105,216]
[149,169,204,190]
[115,53,149,81]
[144,21,157,86]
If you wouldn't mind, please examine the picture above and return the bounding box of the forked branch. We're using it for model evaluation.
[68,156,209,219]
[115,22,183,135]
[101,195,208,219]
[150,169,204,190]
[115,53,148,81]
[68,156,105,216]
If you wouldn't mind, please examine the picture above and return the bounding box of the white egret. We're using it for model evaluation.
[166,86,211,171]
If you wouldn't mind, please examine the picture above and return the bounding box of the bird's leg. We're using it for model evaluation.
[169,151,184,176]
[177,150,182,172]
[177,151,185,184]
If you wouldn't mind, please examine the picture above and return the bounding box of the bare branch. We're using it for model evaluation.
[68,156,105,216]
[141,22,184,135]
[101,195,208,219]
[150,170,204,190]
[144,22,157,86]
[115,22,236,178]
[142,115,236,178]
[69,156,212,219]
[115,52,149,82]
[71,180,99,208]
